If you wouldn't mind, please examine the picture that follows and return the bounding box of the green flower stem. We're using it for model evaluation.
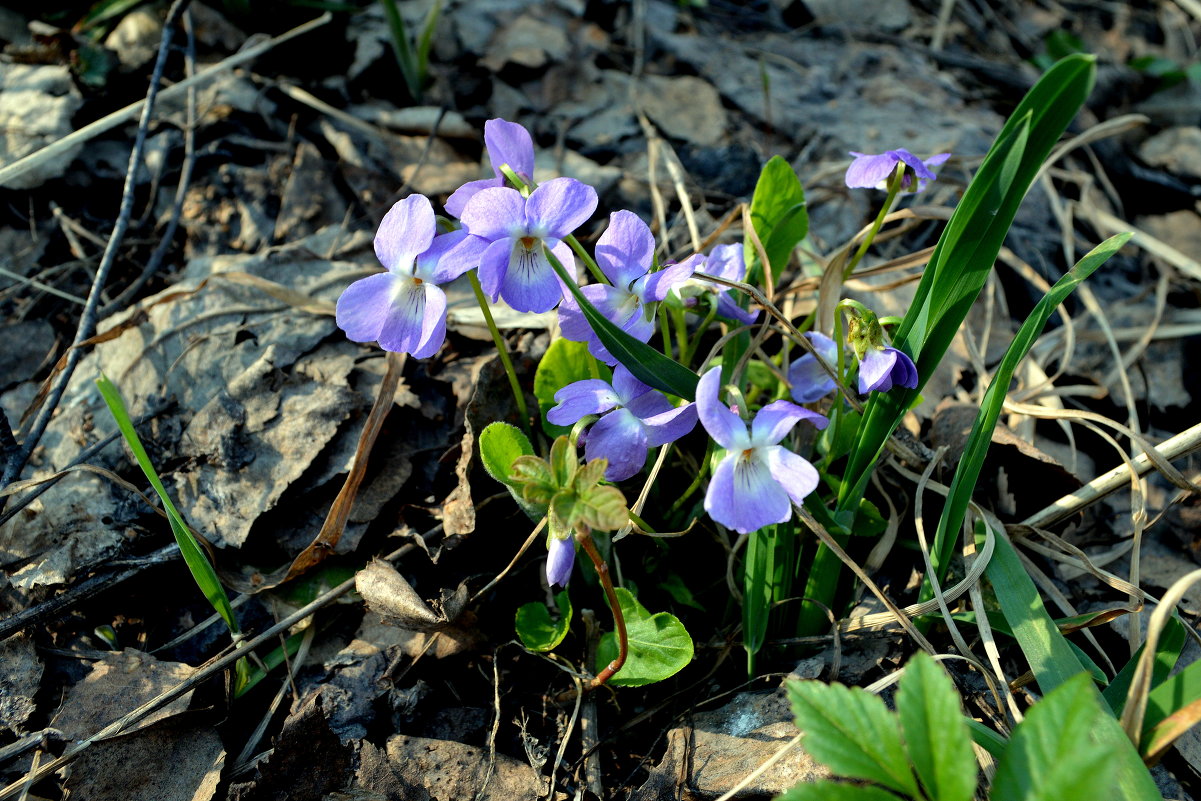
[669,304,690,366]
[579,530,627,691]
[842,162,906,279]
[468,269,531,437]
[564,234,609,286]
[684,300,718,365]
[667,460,707,516]
[658,305,673,358]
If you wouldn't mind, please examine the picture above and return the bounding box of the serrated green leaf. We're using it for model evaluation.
[534,337,608,436]
[596,587,693,687]
[515,590,573,652]
[745,155,808,285]
[785,680,919,797]
[990,674,1117,801]
[896,653,976,801]
[577,482,628,532]
[479,422,534,488]
[777,781,904,801]
[545,246,698,400]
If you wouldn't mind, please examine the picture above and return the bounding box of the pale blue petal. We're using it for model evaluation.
[585,408,649,481]
[444,177,500,219]
[788,332,838,403]
[595,210,654,288]
[765,445,820,507]
[716,292,760,324]
[642,402,697,447]
[704,451,791,534]
[376,279,446,358]
[336,272,400,343]
[858,347,899,393]
[845,152,899,189]
[546,379,621,425]
[525,178,597,239]
[436,233,490,282]
[696,367,750,451]
[705,243,745,282]
[501,241,563,313]
[477,237,514,302]
[751,400,828,447]
[460,186,525,241]
[374,195,436,273]
[420,230,471,284]
[484,118,535,183]
[546,535,575,587]
[636,260,694,303]
[611,365,651,405]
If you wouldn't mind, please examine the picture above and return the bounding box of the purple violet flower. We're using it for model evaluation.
[558,211,694,364]
[858,346,919,394]
[697,243,759,325]
[697,368,828,534]
[335,194,469,358]
[546,534,575,587]
[546,365,697,482]
[845,149,950,192]
[788,331,839,403]
[440,177,598,314]
[445,118,536,218]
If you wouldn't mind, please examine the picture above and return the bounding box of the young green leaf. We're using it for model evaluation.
[479,422,534,488]
[785,680,920,798]
[515,590,573,652]
[896,653,976,801]
[745,155,808,285]
[596,588,693,687]
[544,245,699,400]
[990,674,1117,801]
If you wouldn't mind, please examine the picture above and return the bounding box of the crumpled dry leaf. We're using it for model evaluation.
[0,633,42,732]
[354,559,467,632]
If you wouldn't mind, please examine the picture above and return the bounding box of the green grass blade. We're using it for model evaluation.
[924,233,1130,585]
[984,527,1160,800]
[379,0,421,100]
[839,54,1097,511]
[95,373,240,639]
[545,246,699,400]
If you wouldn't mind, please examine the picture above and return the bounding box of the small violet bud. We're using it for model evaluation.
[845,149,950,193]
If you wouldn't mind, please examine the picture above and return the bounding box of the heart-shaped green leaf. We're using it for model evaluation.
[515,590,573,652]
[596,588,693,687]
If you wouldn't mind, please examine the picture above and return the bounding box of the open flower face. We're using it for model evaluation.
[546,365,697,482]
[444,118,536,218]
[444,177,598,314]
[558,211,694,363]
[845,149,950,192]
[696,368,827,534]
[335,195,471,358]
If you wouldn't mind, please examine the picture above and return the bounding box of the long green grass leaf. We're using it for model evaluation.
[924,233,1130,585]
[839,54,1097,511]
[95,374,240,639]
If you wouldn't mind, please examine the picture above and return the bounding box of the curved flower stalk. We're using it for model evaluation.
[335,195,469,358]
[547,365,697,482]
[845,149,950,193]
[441,177,598,313]
[445,118,535,218]
[788,331,839,404]
[697,368,828,534]
[558,210,694,363]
